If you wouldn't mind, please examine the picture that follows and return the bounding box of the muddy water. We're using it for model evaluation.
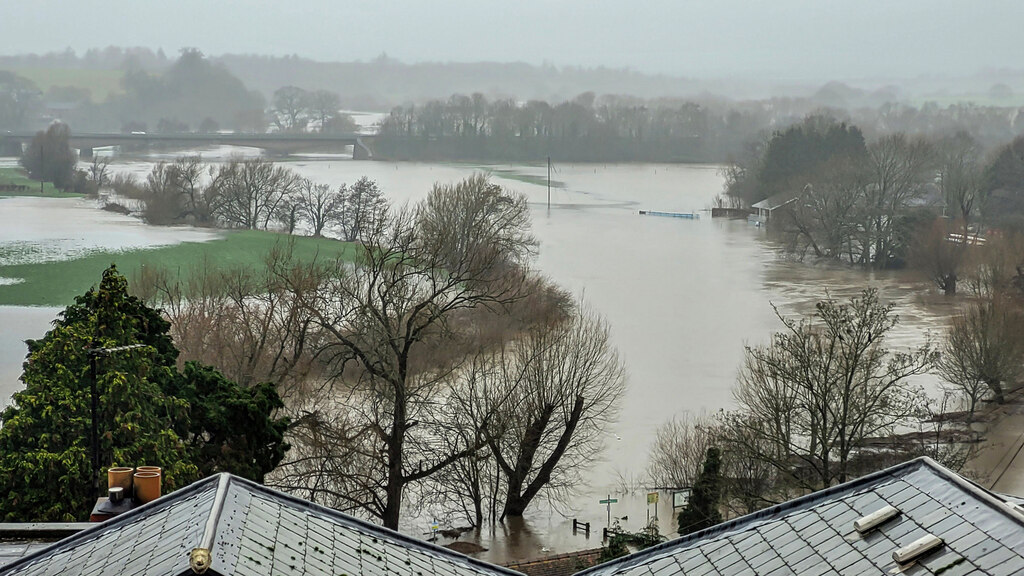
[0,153,958,563]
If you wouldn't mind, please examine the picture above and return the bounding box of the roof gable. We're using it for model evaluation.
[0,474,522,576]
[751,190,802,211]
[577,457,1024,576]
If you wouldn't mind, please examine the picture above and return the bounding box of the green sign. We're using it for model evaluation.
[599,498,618,504]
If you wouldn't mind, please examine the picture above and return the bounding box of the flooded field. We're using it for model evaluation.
[0,153,958,563]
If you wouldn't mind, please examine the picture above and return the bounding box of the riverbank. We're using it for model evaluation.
[0,227,357,306]
[0,167,78,198]
[966,386,1024,495]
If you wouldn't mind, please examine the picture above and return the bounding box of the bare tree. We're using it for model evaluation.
[938,132,984,229]
[476,303,625,519]
[141,155,213,225]
[274,174,535,529]
[911,217,970,295]
[131,244,327,400]
[88,156,111,192]
[417,173,535,281]
[730,289,934,490]
[862,133,934,267]
[209,157,299,230]
[337,177,388,243]
[271,86,309,132]
[780,161,865,263]
[939,296,1024,405]
[294,178,343,237]
[779,134,934,268]
[647,411,722,489]
[306,89,342,133]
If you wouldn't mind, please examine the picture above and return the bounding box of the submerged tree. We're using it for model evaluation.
[939,296,1024,406]
[729,289,934,490]
[273,174,536,529]
[476,303,625,519]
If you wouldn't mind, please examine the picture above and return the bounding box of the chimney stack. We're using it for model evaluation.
[89,465,163,522]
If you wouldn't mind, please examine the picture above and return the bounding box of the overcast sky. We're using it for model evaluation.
[1,1,1020,81]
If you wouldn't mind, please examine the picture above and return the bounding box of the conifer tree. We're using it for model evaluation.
[677,447,724,536]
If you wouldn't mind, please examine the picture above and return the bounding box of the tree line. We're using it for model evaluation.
[726,115,1024,271]
[108,155,386,243]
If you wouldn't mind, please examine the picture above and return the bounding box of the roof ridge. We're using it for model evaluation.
[573,456,936,576]
[916,456,1024,526]
[189,473,232,574]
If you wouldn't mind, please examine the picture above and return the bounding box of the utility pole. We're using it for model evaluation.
[89,344,99,498]
[547,156,551,212]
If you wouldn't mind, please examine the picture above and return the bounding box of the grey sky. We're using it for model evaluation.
[1,0,1020,80]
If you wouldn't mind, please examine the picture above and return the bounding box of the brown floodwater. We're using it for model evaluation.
[0,153,959,564]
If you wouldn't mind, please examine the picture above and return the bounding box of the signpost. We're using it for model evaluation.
[673,489,692,509]
[647,492,659,523]
[599,495,618,527]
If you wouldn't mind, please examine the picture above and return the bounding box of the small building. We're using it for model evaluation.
[0,473,523,576]
[576,457,1024,576]
[749,189,803,225]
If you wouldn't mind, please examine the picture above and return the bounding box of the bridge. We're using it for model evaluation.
[0,132,374,160]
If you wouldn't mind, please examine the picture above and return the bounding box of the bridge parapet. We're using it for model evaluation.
[1,132,375,159]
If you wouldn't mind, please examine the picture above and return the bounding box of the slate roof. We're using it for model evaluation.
[0,473,523,576]
[577,457,1024,576]
[750,190,802,211]
[0,542,51,570]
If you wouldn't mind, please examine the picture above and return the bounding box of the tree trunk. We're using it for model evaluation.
[383,393,407,530]
[502,396,585,518]
[942,274,957,296]
[988,378,1006,404]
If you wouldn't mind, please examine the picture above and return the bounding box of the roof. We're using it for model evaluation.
[0,473,523,576]
[751,190,802,211]
[0,542,51,570]
[0,524,89,568]
[577,457,1024,576]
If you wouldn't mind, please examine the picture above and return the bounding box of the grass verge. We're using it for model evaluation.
[0,230,358,306]
[0,167,80,198]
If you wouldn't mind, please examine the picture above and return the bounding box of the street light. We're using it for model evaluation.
[86,343,149,498]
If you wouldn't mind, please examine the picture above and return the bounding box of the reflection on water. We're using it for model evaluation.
[0,154,960,563]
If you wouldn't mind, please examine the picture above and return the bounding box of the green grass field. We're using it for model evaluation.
[0,230,358,306]
[0,167,79,197]
[10,67,125,103]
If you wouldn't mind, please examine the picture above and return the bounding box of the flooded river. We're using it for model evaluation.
[0,153,958,563]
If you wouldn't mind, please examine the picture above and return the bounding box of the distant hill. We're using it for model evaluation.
[211,53,704,109]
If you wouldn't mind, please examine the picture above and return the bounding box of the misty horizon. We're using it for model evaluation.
[1,0,1022,83]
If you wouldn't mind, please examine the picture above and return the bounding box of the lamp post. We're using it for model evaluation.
[87,343,148,498]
